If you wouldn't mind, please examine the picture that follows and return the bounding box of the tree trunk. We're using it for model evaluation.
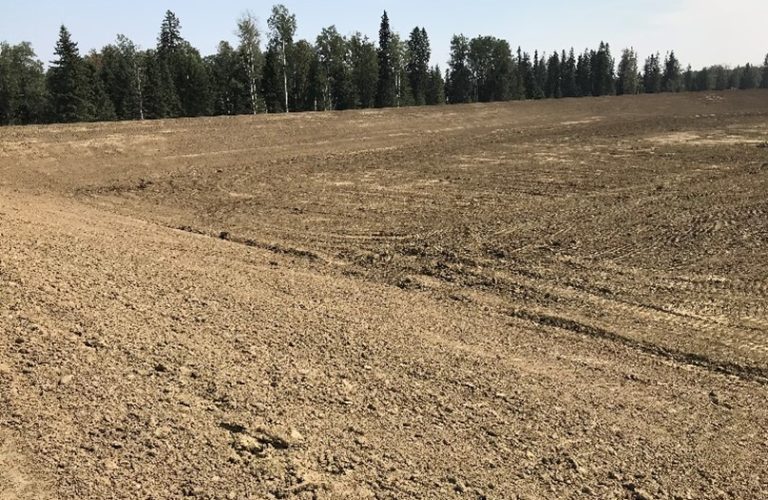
[282,40,289,113]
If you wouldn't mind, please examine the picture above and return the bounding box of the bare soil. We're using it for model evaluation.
[1,91,768,499]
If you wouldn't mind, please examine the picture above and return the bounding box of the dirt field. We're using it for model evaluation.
[1,91,768,499]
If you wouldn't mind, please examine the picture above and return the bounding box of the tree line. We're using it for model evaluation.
[1,6,767,125]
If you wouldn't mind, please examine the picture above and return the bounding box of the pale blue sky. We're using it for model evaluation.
[1,1,765,69]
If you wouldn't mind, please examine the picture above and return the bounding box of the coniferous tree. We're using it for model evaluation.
[290,40,316,112]
[348,33,378,108]
[426,65,445,105]
[545,52,562,98]
[0,42,46,125]
[561,48,577,97]
[739,63,760,90]
[531,51,546,99]
[695,66,711,91]
[762,54,768,89]
[662,51,682,92]
[99,35,145,120]
[267,4,297,113]
[590,42,614,96]
[153,11,183,117]
[576,50,591,96]
[406,27,431,105]
[262,43,284,112]
[207,41,248,115]
[83,52,116,121]
[446,35,473,103]
[643,53,662,93]
[237,13,264,114]
[683,65,695,91]
[47,26,93,122]
[375,11,395,107]
[616,48,639,95]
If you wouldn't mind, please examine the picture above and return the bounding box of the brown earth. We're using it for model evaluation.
[1,91,768,499]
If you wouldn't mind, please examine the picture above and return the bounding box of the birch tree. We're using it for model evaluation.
[237,12,263,114]
[267,4,297,113]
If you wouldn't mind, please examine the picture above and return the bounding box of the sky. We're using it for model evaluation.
[0,0,765,69]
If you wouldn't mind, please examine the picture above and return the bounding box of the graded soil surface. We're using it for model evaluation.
[1,91,768,499]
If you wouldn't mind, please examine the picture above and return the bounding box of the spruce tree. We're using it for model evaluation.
[643,54,662,93]
[83,53,116,121]
[207,41,249,116]
[761,54,768,89]
[545,52,562,98]
[683,65,695,92]
[446,35,472,104]
[576,50,591,96]
[561,49,577,97]
[425,65,445,105]
[532,51,546,99]
[375,11,395,107]
[662,51,682,92]
[406,27,431,106]
[590,42,614,96]
[696,66,711,91]
[47,26,93,122]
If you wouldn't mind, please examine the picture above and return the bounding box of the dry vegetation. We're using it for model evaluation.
[1,91,768,499]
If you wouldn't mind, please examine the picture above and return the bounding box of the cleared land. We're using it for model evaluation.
[1,91,768,499]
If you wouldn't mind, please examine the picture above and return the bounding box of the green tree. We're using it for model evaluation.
[662,51,682,92]
[267,4,297,113]
[47,26,93,122]
[153,11,183,117]
[616,48,639,95]
[643,53,662,93]
[207,41,248,115]
[99,35,145,120]
[425,65,445,105]
[262,43,284,112]
[531,51,546,99]
[762,54,768,89]
[406,27,431,105]
[560,49,577,98]
[545,51,562,98]
[348,33,378,108]
[695,66,711,91]
[376,11,396,107]
[390,33,411,106]
[739,63,760,90]
[590,42,614,96]
[237,12,264,114]
[83,52,116,121]
[446,35,472,103]
[0,42,47,125]
[576,50,591,96]
[290,40,317,112]
[316,26,351,110]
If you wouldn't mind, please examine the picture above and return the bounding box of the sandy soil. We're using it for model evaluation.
[1,91,768,499]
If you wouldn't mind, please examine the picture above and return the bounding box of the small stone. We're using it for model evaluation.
[635,489,654,500]
[154,426,172,439]
[59,374,74,386]
[235,435,264,454]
